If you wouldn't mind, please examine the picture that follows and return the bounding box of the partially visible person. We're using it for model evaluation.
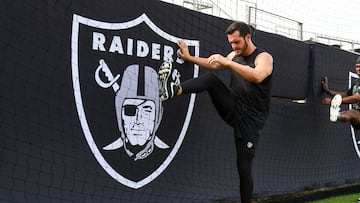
[321,56,360,128]
[158,21,273,203]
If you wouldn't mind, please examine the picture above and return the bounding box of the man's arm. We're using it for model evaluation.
[178,40,273,83]
[177,40,225,70]
[322,93,360,105]
[321,76,348,97]
[341,93,360,104]
[222,51,273,83]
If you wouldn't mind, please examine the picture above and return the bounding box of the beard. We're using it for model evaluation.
[235,40,248,56]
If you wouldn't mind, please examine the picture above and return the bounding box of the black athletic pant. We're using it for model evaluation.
[181,72,255,203]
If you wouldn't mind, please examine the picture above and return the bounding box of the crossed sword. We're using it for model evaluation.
[94,59,169,150]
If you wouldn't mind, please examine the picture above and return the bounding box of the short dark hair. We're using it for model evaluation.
[225,21,251,37]
[356,56,360,64]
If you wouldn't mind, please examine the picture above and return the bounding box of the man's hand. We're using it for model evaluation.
[322,76,330,93]
[207,54,226,67]
[177,40,190,61]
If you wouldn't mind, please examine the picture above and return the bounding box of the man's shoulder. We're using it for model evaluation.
[255,47,272,57]
[256,51,273,63]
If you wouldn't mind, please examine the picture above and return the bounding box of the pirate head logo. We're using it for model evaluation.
[100,62,166,161]
[348,72,360,159]
[71,14,200,188]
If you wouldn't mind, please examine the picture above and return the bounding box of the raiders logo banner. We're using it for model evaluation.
[71,13,199,189]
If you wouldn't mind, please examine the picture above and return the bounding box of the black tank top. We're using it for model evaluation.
[230,48,272,126]
[348,78,360,110]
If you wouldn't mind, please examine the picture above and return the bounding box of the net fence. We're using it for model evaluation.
[162,0,360,51]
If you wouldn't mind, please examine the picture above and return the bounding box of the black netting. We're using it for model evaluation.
[1,0,360,202]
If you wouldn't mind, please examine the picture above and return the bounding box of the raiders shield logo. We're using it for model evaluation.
[71,13,200,188]
[348,71,360,159]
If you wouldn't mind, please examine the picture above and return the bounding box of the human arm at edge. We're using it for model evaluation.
[340,93,360,104]
[321,76,348,97]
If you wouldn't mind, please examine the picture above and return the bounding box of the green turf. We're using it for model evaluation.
[309,193,360,203]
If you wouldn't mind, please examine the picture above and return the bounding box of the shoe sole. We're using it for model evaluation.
[330,94,342,122]
[158,61,172,101]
